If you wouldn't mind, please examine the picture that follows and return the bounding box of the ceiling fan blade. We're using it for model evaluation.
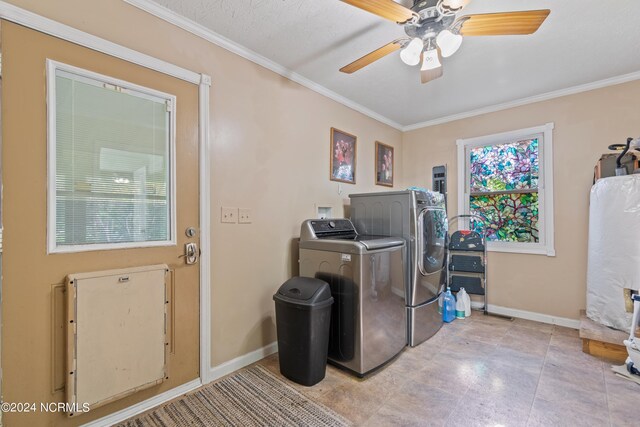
[340,39,407,74]
[458,9,551,36]
[341,0,417,23]
[421,66,443,84]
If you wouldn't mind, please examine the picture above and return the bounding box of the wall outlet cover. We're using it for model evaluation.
[221,207,237,223]
[239,208,252,224]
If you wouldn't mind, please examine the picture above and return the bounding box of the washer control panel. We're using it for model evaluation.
[309,219,355,237]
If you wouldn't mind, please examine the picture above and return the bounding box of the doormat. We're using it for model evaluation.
[117,365,351,426]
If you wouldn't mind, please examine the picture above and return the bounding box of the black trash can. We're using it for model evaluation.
[273,277,333,386]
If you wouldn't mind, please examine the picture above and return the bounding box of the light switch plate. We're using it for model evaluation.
[239,208,252,224]
[221,207,237,223]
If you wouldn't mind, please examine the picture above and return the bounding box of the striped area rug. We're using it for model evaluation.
[117,365,351,426]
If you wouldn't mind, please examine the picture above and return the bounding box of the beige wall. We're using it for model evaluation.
[403,79,640,320]
[5,0,402,367]
[6,0,639,382]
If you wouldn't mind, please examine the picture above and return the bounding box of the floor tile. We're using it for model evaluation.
[500,325,551,358]
[316,381,388,425]
[511,324,553,338]
[370,379,460,427]
[546,340,604,372]
[260,353,356,400]
[552,324,580,338]
[549,333,583,350]
[527,397,610,427]
[356,362,407,399]
[471,362,540,398]
[485,346,545,376]
[457,322,511,346]
[386,346,435,376]
[540,359,606,394]
[414,354,486,395]
[445,393,531,427]
[436,334,496,361]
[255,314,640,427]
[535,367,608,415]
[604,365,640,427]
[512,318,554,333]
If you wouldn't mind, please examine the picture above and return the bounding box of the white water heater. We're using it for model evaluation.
[586,175,640,331]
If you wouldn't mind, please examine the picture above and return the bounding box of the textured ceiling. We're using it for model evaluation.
[150,0,640,127]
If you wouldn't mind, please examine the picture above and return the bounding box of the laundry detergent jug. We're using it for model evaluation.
[458,287,472,318]
[455,293,466,319]
[442,288,456,323]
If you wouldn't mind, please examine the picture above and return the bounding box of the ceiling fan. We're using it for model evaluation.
[339,0,550,83]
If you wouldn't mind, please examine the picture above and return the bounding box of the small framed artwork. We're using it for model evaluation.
[330,127,357,184]
[375,141,394,187]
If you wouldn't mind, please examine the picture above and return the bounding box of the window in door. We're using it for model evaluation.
[47,61,176,253]
[457,123,555,256]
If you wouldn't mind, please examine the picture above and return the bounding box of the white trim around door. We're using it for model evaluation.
[0,2,213,426]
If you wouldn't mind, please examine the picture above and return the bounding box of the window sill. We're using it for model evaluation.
[486,243,556,257]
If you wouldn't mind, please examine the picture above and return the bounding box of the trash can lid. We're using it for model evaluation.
[274,277,332,306]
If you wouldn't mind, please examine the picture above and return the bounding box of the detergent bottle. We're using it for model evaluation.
[459,287,472,318]
[442,287,456,323]
[438,292,444,314]
[455,292,466,319]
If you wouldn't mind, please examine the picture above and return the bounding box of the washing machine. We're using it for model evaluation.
[298,219,406,376]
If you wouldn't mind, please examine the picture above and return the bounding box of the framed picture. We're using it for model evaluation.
[375,141,394,187]
[330,128,357,184]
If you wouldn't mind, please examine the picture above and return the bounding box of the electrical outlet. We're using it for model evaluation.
[239,208,252,224]
[221,207,237,223]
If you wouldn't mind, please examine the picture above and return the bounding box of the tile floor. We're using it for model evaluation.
[258,314,640,426]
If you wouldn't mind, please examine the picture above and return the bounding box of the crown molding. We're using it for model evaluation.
[127,0,640,133]
[0,0,201,84]
[123,0,404,131]
[403,70,640,131]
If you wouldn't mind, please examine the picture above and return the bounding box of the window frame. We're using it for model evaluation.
[456,123,555,256]
[46,59,177,254]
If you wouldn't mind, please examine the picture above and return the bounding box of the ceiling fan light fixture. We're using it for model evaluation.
[400,37,423,66]
[436,29,463,58]
[439,0,470,12]
[421,49,441,71]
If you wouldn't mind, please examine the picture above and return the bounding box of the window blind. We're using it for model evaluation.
[54,70,172,248]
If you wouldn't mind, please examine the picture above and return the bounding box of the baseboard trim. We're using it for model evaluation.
[81,379,201,427]
[209,341,278,382]
[470,302,580,329]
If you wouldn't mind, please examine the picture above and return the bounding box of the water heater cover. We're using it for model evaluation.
[586,175,640,332]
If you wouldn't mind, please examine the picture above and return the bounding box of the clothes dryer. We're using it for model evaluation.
[350,190,448,346]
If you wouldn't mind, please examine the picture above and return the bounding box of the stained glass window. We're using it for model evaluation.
[468,138,540,243]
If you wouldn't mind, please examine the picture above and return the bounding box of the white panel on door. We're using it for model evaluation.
[66,264,168,414]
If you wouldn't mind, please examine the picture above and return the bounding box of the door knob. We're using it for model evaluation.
[180,242,199,265]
